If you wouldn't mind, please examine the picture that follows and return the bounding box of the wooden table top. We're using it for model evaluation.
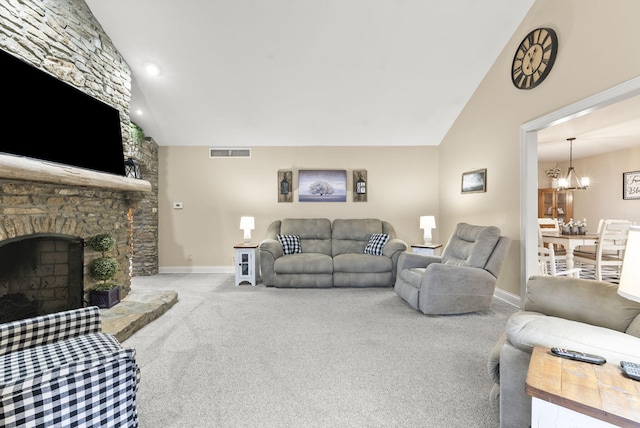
[526,347,640,427]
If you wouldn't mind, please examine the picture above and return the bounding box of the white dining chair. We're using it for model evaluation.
[537,245,581,277]
[574,219,634,282]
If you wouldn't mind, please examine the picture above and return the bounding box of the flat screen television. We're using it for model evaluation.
[0,48,126,176]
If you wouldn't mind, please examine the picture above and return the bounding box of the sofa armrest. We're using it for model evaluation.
[505,312,640,365]
[383,238,407,258]
[421,263,496,292]
[396,252,441,273]
[0,307,101,356]
[259,238,284,287]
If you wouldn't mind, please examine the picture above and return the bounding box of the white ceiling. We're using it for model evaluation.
[85,0,535,147]
[537,94,640,162]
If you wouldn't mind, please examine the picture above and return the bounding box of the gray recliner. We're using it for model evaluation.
[394,223,511,315]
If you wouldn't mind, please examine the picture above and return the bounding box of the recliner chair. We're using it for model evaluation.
[394,223,511,314]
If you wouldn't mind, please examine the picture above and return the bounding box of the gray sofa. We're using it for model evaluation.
[488,275,640,428]
[394,223,511,314]
[259,218,407,288]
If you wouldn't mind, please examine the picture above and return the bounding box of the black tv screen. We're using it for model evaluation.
[0,48,126,176]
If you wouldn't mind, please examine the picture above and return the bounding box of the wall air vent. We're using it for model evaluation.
[209,148,251,158]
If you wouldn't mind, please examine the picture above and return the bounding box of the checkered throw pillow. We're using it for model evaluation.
[363,233,389,256]
[277,234,302,255]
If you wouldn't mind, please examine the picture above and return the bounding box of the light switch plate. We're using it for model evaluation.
[173,202,183,209]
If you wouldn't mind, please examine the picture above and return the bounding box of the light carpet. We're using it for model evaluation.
[125,274,518,427]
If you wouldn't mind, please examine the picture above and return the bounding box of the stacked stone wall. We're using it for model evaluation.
[0,0,159,278]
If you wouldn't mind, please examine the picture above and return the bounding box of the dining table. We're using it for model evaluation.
[540,231,599,271]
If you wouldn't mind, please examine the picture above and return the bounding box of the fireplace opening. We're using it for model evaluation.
[0,235,84,323]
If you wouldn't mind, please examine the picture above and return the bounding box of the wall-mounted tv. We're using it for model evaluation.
[0,48,126,176]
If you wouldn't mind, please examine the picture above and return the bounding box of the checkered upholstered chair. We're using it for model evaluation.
[0,307,139,427]
[394,223,511,314]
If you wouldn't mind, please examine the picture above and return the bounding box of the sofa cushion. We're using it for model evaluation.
[0,332,122,384]
[333,253,393,273]
[332,218,384,256]
[363,233,389,256]
[277,234,302,255]
[274,253,333,274]
[524,275,640,332]
[281,218,332,256]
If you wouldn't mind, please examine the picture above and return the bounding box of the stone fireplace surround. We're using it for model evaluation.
[0,0,159,321]
[0,157,151,321]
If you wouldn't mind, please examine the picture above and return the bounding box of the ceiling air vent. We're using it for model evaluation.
[209,148,251,158]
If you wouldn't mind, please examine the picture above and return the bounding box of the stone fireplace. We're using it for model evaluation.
[0,0,159,322]
[0,160,151,322]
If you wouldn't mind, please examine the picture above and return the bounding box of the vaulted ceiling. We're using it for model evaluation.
[85,0,535,148]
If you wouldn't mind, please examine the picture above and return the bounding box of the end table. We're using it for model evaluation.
[234,244,259,286]
[411,243,443,256]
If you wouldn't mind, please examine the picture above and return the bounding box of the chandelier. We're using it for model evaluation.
[558,137,589,190]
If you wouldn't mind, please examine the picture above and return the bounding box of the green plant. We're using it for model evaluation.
[87,234,116,253]
[89,257,119,281]
[130,122,145,148]
[87,233,119,291]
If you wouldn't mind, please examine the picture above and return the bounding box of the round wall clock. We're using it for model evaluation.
[511,27,558,90]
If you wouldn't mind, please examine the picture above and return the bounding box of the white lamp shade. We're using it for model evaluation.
[618,226,640,303]
[419,216,436,229]
[239,216,255,230]
[419,215,436,245]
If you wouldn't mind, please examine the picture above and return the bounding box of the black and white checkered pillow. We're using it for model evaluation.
[277,234,302,255]
[363,233,389,256]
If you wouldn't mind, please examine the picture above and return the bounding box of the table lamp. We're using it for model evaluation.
[239,216,255,244]
[618,226,640,302]
[419,215,436,245]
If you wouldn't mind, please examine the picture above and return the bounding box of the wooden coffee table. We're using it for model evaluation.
[526,346,640,427]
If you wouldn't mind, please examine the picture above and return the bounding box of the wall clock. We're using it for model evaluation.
[511,27,558,90]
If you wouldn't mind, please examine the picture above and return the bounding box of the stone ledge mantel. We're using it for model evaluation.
[0,154,152,192]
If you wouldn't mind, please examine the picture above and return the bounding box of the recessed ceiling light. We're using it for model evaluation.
[144,62,160,76]
[135,109,143,116]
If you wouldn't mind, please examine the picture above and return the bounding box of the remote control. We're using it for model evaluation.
[620,361,640,381]
[550,347,606,365]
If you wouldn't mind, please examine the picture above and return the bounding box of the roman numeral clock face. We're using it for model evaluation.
[511,28,558,90]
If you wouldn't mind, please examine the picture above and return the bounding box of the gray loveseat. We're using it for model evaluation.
[259,218,407,288]
[488,275,640,428]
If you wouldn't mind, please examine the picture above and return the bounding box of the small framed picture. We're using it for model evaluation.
[623,170,640,200]
[461,168,487,194]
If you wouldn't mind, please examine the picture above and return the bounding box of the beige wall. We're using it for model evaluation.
[540,146,640,228]
[438,0,640,296]
[158,146,438,269]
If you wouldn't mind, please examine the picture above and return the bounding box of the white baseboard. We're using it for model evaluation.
[159,266,234,274]
[494,288,522,308]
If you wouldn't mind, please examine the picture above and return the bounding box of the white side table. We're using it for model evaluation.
[234,244,259,286]
[411,244,443,256]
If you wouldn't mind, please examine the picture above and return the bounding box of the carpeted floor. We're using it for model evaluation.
[125,274,518,427]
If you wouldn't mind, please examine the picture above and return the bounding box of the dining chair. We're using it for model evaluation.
[573,219,634,282]
[537,228,579,277]
[537,217,559,231]
[538,217,565,255]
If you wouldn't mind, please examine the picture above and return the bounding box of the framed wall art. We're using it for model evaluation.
[352,170,367,202]
[298,169,346,202]
[623,170,640,200]
[278,170,293,203]
[461,168,487,194]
